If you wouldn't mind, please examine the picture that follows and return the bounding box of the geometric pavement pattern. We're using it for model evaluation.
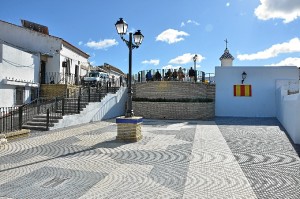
[215,117,300,199]
[0,118,299,199]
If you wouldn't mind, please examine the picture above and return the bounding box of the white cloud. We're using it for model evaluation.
[156,29,189,44]
[142,59,160,66]
[181,20,200,27]
[187,20,200,26]
[169,53,205,64]
[89,60,96,66]
[267,57,300,67]
[226,2,230,7]
[161,65,183,70]
[86,39,118,50]
[255,0,300,23]
[78,41,83,45]
[237,37,300,61]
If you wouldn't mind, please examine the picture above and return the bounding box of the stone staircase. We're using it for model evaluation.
[21,86,119,131]
[22,114,63,131]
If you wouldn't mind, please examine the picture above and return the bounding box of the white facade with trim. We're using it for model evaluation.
[0,20,90,86]
[215,66,299,117]
[0,43,40,107]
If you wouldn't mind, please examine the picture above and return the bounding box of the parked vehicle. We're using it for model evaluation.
[82,71,108,87]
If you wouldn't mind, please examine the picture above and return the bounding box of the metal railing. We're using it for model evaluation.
[0,84,121,134]
[44,72,81,85]
[0,98,63,134]
[0,107,20,134]
[133,68,215,84]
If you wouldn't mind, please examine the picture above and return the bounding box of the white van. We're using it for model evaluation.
[82,71,108,87]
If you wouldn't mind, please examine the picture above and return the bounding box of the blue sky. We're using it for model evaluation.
[1,0,300,74]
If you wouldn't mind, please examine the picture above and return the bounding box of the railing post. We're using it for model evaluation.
[62,98,65,116]
[99,88,101,102]
[77,96,80,114]
[0,108,3,133]
[18,106,23,130]
[55,97,58,113]
[37,98,40,114]
[46,108,49,131]
[88,86,91,102]
[10,107,13,131]
[106,81,109,93]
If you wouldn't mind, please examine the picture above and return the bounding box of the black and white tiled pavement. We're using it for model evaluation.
[0,118,299,199]
[215,117,300,199]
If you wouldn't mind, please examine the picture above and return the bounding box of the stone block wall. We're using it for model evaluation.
[133,81,215,100]
[133,101,215,120]
[40,84,81,99]
[132,81,215,120]
[40,84,67,98]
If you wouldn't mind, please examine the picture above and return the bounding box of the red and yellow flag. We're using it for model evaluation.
[234,85,252,97]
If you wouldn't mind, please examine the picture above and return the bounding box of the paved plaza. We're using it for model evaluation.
[0,117,300,199]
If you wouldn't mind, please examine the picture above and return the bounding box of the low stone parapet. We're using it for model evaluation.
[133,101,214,120]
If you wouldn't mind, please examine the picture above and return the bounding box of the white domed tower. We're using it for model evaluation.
[219,39,234,66]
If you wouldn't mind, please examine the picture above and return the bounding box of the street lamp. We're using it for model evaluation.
[241,71,247,84]
[193,54,198,82]
[115,18,144,117]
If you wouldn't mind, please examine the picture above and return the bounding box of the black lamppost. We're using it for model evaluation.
[193,54,198,82]
[115,18,144,117]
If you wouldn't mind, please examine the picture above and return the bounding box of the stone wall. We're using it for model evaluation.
[132,81,215,120]
[40,84,81,99]
[133,101,215,120]
[133,81,215,100]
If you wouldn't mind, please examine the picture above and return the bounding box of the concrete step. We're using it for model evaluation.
[22,125,48,131]
[63,105,87,109]
[56,109,81,113]
[34,114,63,119]
[32,118,60,123]
[26,121,55,127]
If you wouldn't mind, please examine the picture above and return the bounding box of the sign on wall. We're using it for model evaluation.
[234,85,252,97]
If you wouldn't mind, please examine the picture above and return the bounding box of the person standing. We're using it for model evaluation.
[189,67,195,82]
[178,67,184,81]
[172,69,178,81]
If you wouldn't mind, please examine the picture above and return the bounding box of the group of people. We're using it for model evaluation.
[145,67,196,82]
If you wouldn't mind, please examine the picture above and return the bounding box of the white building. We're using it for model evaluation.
[0,43,40,107]
[0,20,90,86]
[215,66,299,117]
[219,40,234,67]
[99,63,126,87]
[215,43,300,144]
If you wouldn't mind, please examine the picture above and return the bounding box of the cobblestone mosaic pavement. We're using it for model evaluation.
[0,118,299,199]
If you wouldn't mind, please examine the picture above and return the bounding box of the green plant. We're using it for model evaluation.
[132,97,213,103]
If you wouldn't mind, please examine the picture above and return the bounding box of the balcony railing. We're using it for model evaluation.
[44,72,81,85]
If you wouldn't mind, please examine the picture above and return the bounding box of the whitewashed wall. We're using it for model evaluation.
[276,81,300,144]
[60,43,89,76]
[0,43,39,107]
[0,21,89,81]
[0,21,61,56]
[215,66,299,117]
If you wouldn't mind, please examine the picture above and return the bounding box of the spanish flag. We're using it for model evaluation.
[234,85,252,97]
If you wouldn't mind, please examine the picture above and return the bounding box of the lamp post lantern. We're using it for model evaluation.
[115,18,144,118]
[193,54,198,82]
[241,71,247,84]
